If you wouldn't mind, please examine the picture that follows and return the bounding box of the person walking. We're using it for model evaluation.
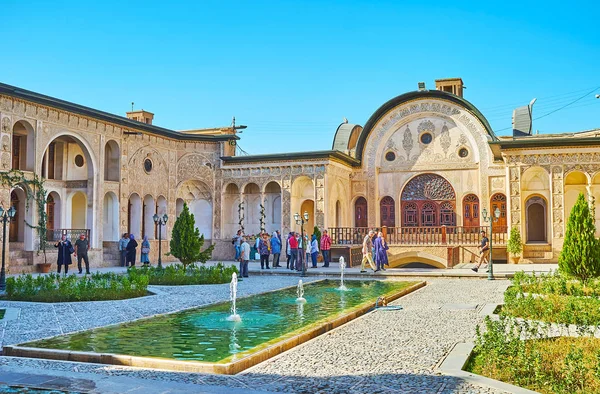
[271,231,282,268]
[239,236,250,278]
[320,230,332,267]
[74,232,91,275]
[54,234,73,275]
[288,232,298,270]
[259,233,271,269]
[360,230,376,273]
[254,233,262,261]
[232,230,243,261]
[118,233,129,267]
[374,231,389,272]
[472,230,490,272]
[126,234,138,268]
[140,235,151,266]
[310,234,319,268]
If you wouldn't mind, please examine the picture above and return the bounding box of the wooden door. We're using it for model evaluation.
[380,196,395,227]
[527,202,546,242]
[420,202,438,226]
[354,197,368,227]
[490,193,507,233]
[46,195,55,240]
[9,192,18,242]
[12,136,21,170]
[463,194,480,228]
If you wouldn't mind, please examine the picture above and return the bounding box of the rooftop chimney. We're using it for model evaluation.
[435,78,464,97]
[126,109,154,125]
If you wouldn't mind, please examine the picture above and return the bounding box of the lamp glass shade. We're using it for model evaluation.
[494,207,501,219]
[303,211,309,221]
[294,213,299,221]
[481,208,488,220]
[163,214,168,223]
[7,206,16,218]
[152,213,159,223]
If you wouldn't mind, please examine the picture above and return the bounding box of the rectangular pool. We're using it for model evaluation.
[7,279,424,374]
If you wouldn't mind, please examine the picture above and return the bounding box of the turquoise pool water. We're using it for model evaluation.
[25,280,412,363]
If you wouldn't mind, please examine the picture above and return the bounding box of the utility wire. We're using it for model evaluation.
[493,87,600,133]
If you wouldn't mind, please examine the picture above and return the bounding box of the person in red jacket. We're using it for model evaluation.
[288,232,299,271]
[320,230,332,267]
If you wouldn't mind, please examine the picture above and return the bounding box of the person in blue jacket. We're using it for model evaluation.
[271,231,282,267]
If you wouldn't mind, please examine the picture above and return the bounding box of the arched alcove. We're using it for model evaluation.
[104,140,120,182]
[243,183,261,235]
[70,192,87,229]
[128,193,142,237]
[223,183,240,237]
[12,120,35,171]
[143,195,156,239]
[103,192,119,241]
[264,181,282,233]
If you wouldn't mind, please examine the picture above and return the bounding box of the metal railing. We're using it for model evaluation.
[45,229,91,243]
[329,225,507,246]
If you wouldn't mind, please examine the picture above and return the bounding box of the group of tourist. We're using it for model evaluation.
[360,230,390,273]
[118,233,152,267]
[232,229,334,275]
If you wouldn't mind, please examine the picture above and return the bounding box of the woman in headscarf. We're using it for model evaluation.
[54,234,73,275]
[310,234,319,268]
[374,231,389,272]
[140,235,150,266]
[126,234,138,267]
[270,231,282,268]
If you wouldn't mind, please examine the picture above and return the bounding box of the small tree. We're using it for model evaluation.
[506,227,523,256]
[559,193,600,282]
[168,203,214,268]
[313,226,322,246]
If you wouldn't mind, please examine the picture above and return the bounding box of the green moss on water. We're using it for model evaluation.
[0,309,5,319]
[25,280,415,363]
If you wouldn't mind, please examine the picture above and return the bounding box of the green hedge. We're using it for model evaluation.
[5,272,149,302]
[128,263,238,285]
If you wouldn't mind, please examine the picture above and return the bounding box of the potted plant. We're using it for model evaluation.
[507,226,523,264]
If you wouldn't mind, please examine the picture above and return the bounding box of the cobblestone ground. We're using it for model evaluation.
[0,278,510,393]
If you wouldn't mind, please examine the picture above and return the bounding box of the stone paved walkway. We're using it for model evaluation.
[0,276,511,393]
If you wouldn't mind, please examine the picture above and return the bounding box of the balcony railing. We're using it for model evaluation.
[45,229,91,243]
[329,226,507,246]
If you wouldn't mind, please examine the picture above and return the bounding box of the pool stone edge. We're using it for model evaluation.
[3,280,426,375]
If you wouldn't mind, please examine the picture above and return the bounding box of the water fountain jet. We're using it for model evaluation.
[227,272,242,321]
[296,279,307,303]
[338,256,348,291]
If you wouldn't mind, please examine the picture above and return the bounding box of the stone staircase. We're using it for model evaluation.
[102,241,121,267]
[8,242,35,274]
[522,244,556,264]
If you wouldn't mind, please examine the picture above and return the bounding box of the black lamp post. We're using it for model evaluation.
[0,206,16,292]
[152,213,168,269]
[294,211,310,277]
[482,207,501,281]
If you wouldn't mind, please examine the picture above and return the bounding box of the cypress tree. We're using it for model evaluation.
[168,203,214,268]
[559,193,600,282]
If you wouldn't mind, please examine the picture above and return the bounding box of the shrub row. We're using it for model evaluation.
[5,272,149,302]
[128,263,237,286]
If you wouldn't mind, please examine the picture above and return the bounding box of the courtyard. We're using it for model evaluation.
[0,263,526,394]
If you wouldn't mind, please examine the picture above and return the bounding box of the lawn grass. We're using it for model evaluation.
[128,263,237,286]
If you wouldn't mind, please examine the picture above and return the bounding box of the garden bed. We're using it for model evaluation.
[467,317,600,394]
[128,263,237,286]
[3,272,149,302]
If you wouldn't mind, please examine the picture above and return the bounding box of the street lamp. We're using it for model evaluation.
[294,211,310,277]
[0,206,16,292]
[152,213,168,269]
[481,207,501,280]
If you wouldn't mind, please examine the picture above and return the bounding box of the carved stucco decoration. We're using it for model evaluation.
[440,124,451,154]
[1,117,10,133]
[402,126,413,159]
[176,179,212,202]
[551,165,564,238]
[128,145,169,197]
[213,178,222,239]
[176,153,214,184]
[509,165,521,225]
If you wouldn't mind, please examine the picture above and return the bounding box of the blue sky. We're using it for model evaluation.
[1,1,598,154]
